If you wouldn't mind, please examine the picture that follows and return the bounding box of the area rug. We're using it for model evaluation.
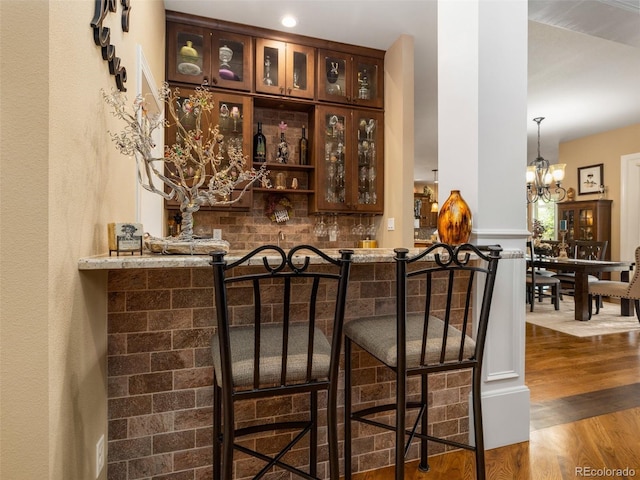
[526,298,640,337]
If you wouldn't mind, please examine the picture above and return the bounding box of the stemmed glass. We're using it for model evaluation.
[328,214,340,240]
[314,215,327,238]
[351,214,365,238]
[366,216,376,238]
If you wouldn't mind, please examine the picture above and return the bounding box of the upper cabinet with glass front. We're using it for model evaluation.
[167,22,253,91]
[255,39,315,100]
[311,106,384,214]
[164,88,254,210]
[317,50,384,108]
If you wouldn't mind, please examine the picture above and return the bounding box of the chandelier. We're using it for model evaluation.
[430,169,439,212]
[526,117,566,203]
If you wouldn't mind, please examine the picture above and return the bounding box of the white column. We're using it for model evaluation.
[438,0,531,449]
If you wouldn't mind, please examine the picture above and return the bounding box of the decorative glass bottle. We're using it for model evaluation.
[276,121,289,164]
[358,69,370,100]
[180,40,198,64]
[299,126,308,165]
[253,122,266,163]
[437,190,472,245]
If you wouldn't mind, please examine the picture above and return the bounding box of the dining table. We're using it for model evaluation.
[528,256,634,321]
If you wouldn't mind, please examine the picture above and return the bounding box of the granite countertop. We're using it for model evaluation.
[78,247,521,270]
[78,248,402,270]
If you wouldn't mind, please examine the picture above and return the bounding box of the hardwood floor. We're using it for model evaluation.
[351,322,640,479]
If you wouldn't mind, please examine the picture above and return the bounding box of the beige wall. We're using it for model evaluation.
[559,123,640,263]
[0,1,165,478]
[381,34,415,248]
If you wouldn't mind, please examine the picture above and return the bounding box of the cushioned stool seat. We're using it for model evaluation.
[211,324,331,388]
[344,313,475,368]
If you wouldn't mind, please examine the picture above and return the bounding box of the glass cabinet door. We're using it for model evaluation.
[211,30,253,91]
[318,50,351,103]
[165,89,253,209]
[313,107,384,213]
[255,39,286,96]
[167,23,211,85]
[315,107,350,212]
[579,208,595,240]
[560,209,575,240]
[352,56,384,108]
[285,44,315,99]
[354,111,384,212]
[256,39,315,99]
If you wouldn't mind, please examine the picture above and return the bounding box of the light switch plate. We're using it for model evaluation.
[387,218,395,231]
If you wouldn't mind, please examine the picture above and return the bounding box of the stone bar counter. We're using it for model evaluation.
[78,247,520,480]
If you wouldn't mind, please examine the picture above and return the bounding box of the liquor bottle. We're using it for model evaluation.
[253,122,266,163]
[358,69,370,100]
[299,126,309,165]
[277,132,289,164]
[276,121,289,164]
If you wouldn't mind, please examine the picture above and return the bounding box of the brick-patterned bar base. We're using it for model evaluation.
[106,261,472,479]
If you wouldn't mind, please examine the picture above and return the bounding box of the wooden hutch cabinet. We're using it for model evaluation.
[556,199,612,259]
[165,11,385,215]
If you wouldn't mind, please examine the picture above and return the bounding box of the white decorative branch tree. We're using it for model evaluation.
[103,83,269,246]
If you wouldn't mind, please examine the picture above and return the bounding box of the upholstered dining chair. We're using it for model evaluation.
[210,245,353,480]
[588,245,640,321]
[343,243,502,480]
[526,241,561,311]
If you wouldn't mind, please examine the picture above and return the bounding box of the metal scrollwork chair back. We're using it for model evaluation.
[210,245,354,479]
[343,243,502,480]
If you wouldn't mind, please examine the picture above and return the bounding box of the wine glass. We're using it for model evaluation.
[314,215,327,238]
[366,216,376,238]
[351,214,365,238]
[328,214,340,241]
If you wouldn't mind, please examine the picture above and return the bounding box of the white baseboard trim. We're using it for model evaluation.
[470,385,531,449]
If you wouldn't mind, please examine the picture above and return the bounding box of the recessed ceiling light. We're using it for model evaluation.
[281,15,297,28]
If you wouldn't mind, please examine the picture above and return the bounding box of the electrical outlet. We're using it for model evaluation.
[96,434,105,479]
[213,229,222,241]
[387,218,395,231]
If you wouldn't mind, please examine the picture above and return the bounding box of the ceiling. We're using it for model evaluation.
[163,0,640,182]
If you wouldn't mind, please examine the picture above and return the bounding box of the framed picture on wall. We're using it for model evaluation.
[578,163,604,195]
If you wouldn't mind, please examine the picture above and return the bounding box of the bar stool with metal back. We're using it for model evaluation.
[343,243,502,480]
[210,245,353,479]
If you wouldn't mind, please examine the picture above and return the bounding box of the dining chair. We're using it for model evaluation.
[553,240,608,302]
[526,241,561,311]
[588,245,640,321]
[343,243,502,480]
[554,240,609,284]
[210,245,354,480]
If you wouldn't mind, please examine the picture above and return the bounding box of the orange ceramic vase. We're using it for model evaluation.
[437,190,472,245]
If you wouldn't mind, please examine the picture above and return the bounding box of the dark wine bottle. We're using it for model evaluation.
[276,132,289,164]
[299,126,309,165]
[253,122,266,162]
